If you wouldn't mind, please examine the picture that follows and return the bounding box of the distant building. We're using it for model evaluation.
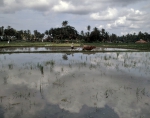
[135,39,147,43]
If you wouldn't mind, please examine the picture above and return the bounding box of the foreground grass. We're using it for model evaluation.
[0,41,150,51]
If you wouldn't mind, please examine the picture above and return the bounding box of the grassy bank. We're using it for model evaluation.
[0,41,150,51]
[85,42,150,51]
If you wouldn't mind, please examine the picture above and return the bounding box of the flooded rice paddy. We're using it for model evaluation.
[0,47,136,52]
[0,50,150,118]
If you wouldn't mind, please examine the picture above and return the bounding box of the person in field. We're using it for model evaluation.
[71,43,74,49]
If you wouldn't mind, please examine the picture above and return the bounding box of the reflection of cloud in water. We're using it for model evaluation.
[35,104,119,118]
[0,52,150,118]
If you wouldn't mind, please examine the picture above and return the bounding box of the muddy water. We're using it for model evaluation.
[0,47,136,52]
[0,52,150,118]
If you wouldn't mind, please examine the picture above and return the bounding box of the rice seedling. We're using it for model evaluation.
[139,115,144,118]
[61,98,68,102]
[8,64,13,70]
[89,64,96,70]
[104,55,107,60]
[81,55,82,60]
[45,60,55,66]
[53,80,65,87]
[104,62,112,67]
[0,96,6,102]
[61,67,64,72]
[136,87,146,102]
[11,103,20,107]
[3,77,8,84]
[105,89,113,98]
[69,63,72,68]
[116,52,120,58]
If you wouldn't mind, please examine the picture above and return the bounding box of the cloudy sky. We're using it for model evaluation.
[0,0,150,35]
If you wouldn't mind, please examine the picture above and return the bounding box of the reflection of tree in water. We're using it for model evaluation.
[0,106,4,118]
[3,77,8,85]
[62,54,68,60]
[34,47,38,50]
[0,52,150,118]
[8,64,13,70]
[37,63,44,75]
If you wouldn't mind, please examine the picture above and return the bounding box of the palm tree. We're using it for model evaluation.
[87,25,91,36]
[0,27,2,36]
[138,31,143,39]
[27,30,31,41]
[89,27,100,42]
[23,30,27,40]
[81,30,84,36]
[101,28,106,42]
[62,21,68,27]
[45,30,48,35]
[87,25,91,31]
[34,30,38,41]
[86,25,91,42]
[62,21,68,41]
[111,33,117,43]
[17,30,24,40]
[7,26,11,30]
[144,32,148,41]
[0,26,4,36]
[4,26,16,41]
[105,32,109,42]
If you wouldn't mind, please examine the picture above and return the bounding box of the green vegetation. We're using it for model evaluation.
[1,21,150,43]
[0,21,150,51]
[0,41,80,47]
[0,41,150,51]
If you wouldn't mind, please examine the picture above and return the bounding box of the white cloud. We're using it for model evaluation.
[129,24,139,29]
[0,0,55,13]
[52,0,102,14]
[121,31,128,35]
[104,8,147,30]
[0,0,150,35]
[98,25,104,29]
[105,16,129,30]
[90,8,118,20]
[52,0,71,12]
[126,8,146,21]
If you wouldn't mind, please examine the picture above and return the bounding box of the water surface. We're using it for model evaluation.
[0,52,150,118]
[0,47,136,52]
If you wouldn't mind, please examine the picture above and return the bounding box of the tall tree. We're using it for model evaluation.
[138,31,143,39]
[34,30,38,41]
[105,32,109,42]
[4,26,16,41]
[45,30,49,36]
[87,25,91,31]
[62,21,68,27]
[27,30,31,41]
[81,30,84,36]
[111,33,117,42]
[0,26,4,36]
[101,28,106,41]
[89,27,100,42]
[144,32,148,41]
[87,25,91,36]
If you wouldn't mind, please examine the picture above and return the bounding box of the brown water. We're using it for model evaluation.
[0,52,150,118]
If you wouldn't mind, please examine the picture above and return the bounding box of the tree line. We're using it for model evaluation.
[0,21,150,43]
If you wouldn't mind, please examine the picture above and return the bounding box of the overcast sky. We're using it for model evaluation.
[0,0,150,36]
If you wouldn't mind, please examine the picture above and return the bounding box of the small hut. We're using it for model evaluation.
[135,39,147,43]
